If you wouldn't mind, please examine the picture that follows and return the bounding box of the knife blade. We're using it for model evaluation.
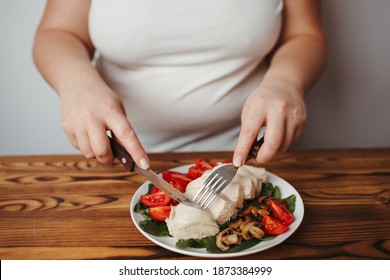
[108,132,201,209]
[134,165,201,208]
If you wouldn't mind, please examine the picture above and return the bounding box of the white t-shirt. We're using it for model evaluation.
[89,0,283,152]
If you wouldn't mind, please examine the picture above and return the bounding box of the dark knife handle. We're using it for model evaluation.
[108,132,136,172]
[245,136,265,162]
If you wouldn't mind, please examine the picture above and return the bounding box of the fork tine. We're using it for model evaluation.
[195,172,216,198]
[193,173,222,204]
[199,179,229,209]
[192,164,240,209]
[197,177,226,208]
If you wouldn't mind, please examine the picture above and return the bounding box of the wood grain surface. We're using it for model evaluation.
[0,149,389,259]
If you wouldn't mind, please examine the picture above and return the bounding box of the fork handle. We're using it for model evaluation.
[108,132,136,172]
[246,136,265,162]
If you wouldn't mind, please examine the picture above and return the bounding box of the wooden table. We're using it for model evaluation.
[0,149,389,260]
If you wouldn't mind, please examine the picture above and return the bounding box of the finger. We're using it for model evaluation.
[62,121,80,150]
[233,111,265,167]
[280,120,295,152]
[67,133,79,150]
[87,124,114,165]
[257,114,285,163]
[76,131,95,159]
[293,124,304,143]
[107,114,150,169]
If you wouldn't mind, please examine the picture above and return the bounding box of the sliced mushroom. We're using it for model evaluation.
[228,218,243,229]
[239,204,254,216]
[257,208,270,217]
[249,225,265,239]
[216,228,242,251]
[259,204,270,211]
[241,221,265,240]
[239,219,251,230]
[222,233,242,245]
[251,206,261,220]
[256,196,267,204]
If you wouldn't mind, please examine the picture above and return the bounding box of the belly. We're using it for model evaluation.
[96,58,266,151]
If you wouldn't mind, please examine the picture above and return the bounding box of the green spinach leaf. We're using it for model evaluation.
[283,194,296,213]
[206,235,276,254]
[271,185,281,199]
[139,220,170,237]
[176,237,213,248]
[260,182,275,197]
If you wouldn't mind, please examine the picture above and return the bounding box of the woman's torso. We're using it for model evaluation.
[89,0,283,152]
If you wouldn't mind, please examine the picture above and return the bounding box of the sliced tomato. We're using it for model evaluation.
[149,206,171,222]
[140,191,171,207]
[188,165,204,179]
[162,170,191,184]
[169,179,186,193]
[262,215,289,235]
[222,159,233,164]
[188,158,218,179]
[269,199,294,225]
[195,158,217,170]
[162,170,191,191]
[170,199,179,206]
[151,186,161,194]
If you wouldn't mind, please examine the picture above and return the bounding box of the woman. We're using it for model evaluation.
[33,0,327,170]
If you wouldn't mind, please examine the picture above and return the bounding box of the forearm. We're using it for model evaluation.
[263,34,327,97]
[33,30,108,96]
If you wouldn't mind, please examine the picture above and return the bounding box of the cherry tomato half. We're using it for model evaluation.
[162,170,192,192]
[195,158,217,170]
[140,191,171,207]
[149,206,171,222]
[262,215,289,235]
[151,186,161,194]
[188,165,204,179]
[269,199,294,225]
[188,158,218,179]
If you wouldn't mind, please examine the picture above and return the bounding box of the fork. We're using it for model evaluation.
[193,127,266,209]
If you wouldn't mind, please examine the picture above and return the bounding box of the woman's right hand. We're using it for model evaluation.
[33,0,149,169]
[60,84,150,169]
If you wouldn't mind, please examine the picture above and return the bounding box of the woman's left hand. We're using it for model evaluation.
[233,78,307,166]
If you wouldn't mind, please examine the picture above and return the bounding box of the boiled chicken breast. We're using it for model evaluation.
[219,182,245,209]
[166,203,219,240]
[198,167,246,208]
[231,171,257,199]
[236,165,267,197]
[186,178,236,225]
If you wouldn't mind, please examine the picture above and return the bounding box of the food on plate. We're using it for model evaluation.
[219,181,245,209]
[134,158,296,254]
[166,204,219,240]
[187,158,218,180]
[261,215,288,235]
[149,206,172,222]
[140,191,171,207]
[185,174,236,225]
[268,199,294,225]
[235,165,267,199]
[167,164,265,233]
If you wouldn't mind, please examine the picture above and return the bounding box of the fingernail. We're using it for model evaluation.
[139,158,150,170]
[85,153,95,159]
[233,155,243,167]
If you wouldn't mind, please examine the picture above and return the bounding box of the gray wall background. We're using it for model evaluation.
[0,0,389,156]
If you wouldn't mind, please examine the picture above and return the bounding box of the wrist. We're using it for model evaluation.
[259,74,306,99]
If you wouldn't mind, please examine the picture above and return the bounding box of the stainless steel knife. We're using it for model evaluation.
[108,133,202,209]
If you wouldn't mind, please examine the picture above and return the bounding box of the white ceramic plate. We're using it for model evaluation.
[130,164,304,258]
